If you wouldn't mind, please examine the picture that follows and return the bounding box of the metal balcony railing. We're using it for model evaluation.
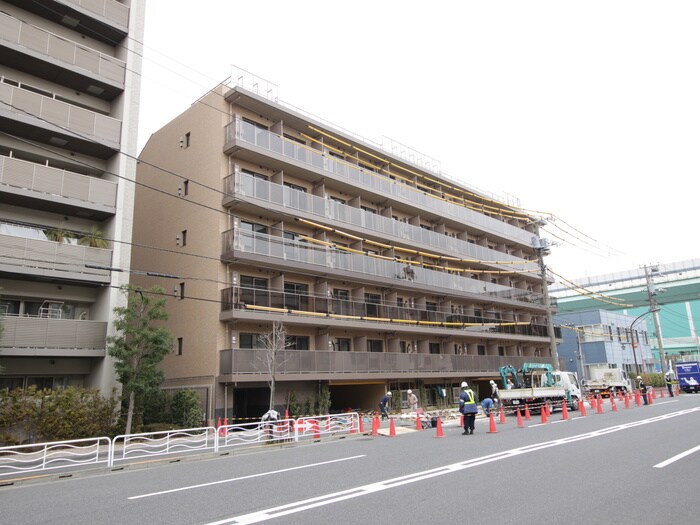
[225,118,534,246]
[0,82,122,148]
[0,11,126,85]
[224,170,537,274]
[222,227,545,305]
[219,349,556,377]
[0,155,117,210]
[0,316,107,351]
[221,286,556,337]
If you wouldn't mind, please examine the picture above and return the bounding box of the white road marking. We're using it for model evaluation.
[653,445,700,468]
[128,455,366,500]
[205,406,700,525]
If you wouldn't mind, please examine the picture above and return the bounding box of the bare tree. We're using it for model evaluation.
[256,322,291,411]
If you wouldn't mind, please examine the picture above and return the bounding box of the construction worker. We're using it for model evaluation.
[637,376,649,405]
[459,381,478,435]
[490,380,500,408]
[665,372,675,397]
[481,396,494,417]
[407,389,419,411]
[379,391,392,420]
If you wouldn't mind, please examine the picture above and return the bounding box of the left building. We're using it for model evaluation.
[0,0,145,395]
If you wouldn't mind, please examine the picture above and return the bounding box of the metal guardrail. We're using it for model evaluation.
[0,413,360,479]
[0,437,111,477]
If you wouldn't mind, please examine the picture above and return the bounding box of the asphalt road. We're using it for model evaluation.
[2,394,698,525]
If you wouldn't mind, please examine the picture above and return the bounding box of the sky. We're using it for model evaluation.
[137,1,700,284]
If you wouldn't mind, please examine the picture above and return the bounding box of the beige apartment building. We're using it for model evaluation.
[0,0,144,395]
[133,77,559,420]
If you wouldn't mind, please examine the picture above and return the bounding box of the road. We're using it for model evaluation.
[1,394,698,525]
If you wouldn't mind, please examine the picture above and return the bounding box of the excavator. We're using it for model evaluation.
[499,363,554,390]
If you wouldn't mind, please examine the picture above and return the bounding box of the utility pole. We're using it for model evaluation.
[532,232,558,365]
[644,264,668,374]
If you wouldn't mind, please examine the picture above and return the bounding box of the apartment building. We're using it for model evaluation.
[133,76,560,420]
[0,1,144,395]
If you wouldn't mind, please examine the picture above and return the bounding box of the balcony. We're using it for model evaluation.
[5,0,130,45]
[0,11,126,101]
[221,286,556,338]
[222,228,545,306]
[219,349,557,380]
[0,315,107,356]
[225,118,534,247]
[0,226,111,284]
[225,170,538,275]
[0,155,117,218]
[0,82,121,158]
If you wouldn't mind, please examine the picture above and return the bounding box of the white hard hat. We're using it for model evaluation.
[407,389,412,394]
[637,376,642,380]
[490,380,496,386]
[387,391,392,396]
[461,381,468,388]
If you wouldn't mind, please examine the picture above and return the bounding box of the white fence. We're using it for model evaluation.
[0,413,359,479]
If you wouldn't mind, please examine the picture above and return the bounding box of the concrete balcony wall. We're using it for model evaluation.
[0,316,107,354]
[0,155,117,213]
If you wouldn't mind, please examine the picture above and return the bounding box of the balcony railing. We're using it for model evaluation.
[222,228,545,305]
[225,170,537,274]
[219,349,556,377]
[67,0,130,28]
[0,11,126,85]
[221,286,556,337]
[0,316,107,352]
[0,155,117,211]
[0,82,121,148]
[225,118,534,246]
[0,231,111,282]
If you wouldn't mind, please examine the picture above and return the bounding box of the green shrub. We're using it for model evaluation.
[0,387,117,445]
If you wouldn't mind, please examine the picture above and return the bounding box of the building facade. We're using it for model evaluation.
[554,310,655,380]
[0,0,145,395]
[132,75,560,420]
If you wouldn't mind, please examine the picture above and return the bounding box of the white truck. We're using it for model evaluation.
[582,366,632,398]
[497,363,582,413]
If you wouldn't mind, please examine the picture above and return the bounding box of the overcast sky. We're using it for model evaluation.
[137,1,700,283]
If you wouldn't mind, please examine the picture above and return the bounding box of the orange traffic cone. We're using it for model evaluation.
[579,399,587,417]
[389,418,396,437]
[434,417,445,438]
[524,404,531,421]
[488,412,498,433]
[624,393,631,409]
[499,405,507,424]
[611,398,618,412]
[359,415,365,433]
[648,391,654,405]
[416,415,423,431]
[652,388,657,399]
[516,408,524,428]
[561,401,569,420]
[660,389,665,398]
[371,416,379,437]
[540,405,548,424]
[635,390,642,406]
[596,396,604,414]
[676,385,681,396]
